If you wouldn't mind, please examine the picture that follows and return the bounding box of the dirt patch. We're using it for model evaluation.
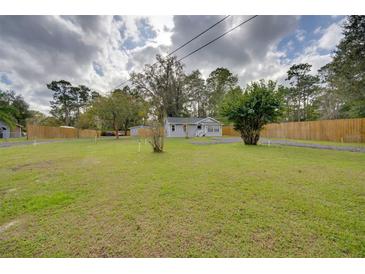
[0,220,19,234]
[10,160,54,172]
[251,230,276,251]
[79,158,101,166]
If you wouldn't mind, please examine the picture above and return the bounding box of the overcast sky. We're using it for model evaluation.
[0,15,345,113]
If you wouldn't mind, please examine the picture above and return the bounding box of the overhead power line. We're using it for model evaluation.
[177,15,258,62]
[112,15,258,90]
[112,15,230,90]
[167,15,231,57]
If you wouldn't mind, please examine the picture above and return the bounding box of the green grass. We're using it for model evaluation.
[0,137,364,257]
[0,137,27,143]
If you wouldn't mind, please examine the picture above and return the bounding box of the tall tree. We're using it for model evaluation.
[319,16,365,117]
[286,63,319,121]
[47,80,76,126]
[47,80,92,126]
[131,55,186,152]
[206,67,238,117]
[185,70,208,117]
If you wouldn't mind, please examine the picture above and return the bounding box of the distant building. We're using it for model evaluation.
[129,125,151,137]
[164,117,222,138]
[0,120,23,139]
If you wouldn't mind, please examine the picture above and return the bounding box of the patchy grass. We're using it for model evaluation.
[0,137,364,257]
[0,137,27,143]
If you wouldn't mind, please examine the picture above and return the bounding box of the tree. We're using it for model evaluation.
[319,16,365,117]
[286,63,319,121]
[0,89,31,127]
[185,70,208,117]
[26,110,47,125]
[92,91,147,139]
[0,90,17,127]
[221,80,283,145]
[47,80,92,126]
[315,65,343,119]
[47,80,75,126]
[206,67,238,117]
[74,85,91,122]
[131,55,186,152]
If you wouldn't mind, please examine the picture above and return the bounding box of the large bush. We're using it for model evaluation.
[221,80,283,145]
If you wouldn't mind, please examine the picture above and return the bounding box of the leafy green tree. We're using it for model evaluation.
[221,80,283,145]
[185,70,208,117]
[47,80,92,126]
[286,63,319,121]
[0,89,31,127]
[92,91,147,139]
[47,80,76,126]
[0,90,17,127]
[319,16,365,117]
[131,55,186,152]
[206,67,238,117]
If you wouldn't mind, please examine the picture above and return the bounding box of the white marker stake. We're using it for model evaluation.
[268,140,270,146]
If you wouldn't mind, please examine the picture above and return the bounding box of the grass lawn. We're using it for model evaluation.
[0,137,27,143]
[0,137,364,257]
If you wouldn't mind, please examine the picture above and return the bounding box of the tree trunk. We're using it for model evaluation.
[240,130,260,145]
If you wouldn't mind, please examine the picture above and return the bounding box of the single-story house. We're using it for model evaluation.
[0,120,23,139]
[130,125,151,137]
[165,117,222,137]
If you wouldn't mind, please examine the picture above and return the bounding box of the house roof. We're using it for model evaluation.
[166,117,220,124]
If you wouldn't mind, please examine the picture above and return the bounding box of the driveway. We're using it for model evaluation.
[191,137,365,153]
[0,139,67,148]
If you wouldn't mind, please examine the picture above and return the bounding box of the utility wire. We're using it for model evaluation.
[112,15,231,90]
[177,15,258,62]
[167,15,230,57]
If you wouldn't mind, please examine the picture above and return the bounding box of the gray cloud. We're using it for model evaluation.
[167,15,299,84]
[0,15,339,113]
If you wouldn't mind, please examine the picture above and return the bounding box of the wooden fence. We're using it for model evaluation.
[26,124,101,140]
[223,118,365,143]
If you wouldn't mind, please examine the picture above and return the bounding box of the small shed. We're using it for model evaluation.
[130,125,151,137]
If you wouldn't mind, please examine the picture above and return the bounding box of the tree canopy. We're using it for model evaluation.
[221,80,283,145]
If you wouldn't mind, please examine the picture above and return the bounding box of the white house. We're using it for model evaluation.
[164,117,222,138]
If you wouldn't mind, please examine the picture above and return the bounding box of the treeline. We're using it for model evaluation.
[274,16,365,121]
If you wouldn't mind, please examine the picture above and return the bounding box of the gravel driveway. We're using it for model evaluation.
[191,137,365,153]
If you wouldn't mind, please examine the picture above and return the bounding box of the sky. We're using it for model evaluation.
[0,15,345,114]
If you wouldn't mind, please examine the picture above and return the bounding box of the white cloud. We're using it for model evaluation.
[318,19,344,50]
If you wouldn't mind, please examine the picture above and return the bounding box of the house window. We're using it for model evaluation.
[171,124,175,132]
[207,126,214,132]
[197,124,202,130]
[183,125,187,132]
[214,127,219,132]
